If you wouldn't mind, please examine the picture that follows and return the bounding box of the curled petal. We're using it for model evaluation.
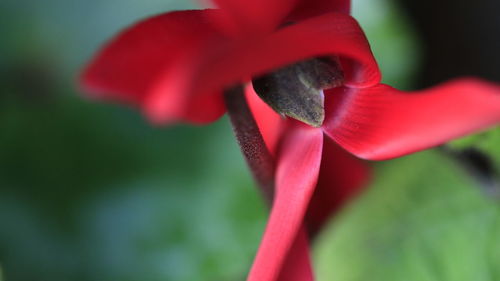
[306,136,371,236]
[148,12,380,123]
[80,10,226,124]
[323,78,500,160]
[203,12,380,88]
[246,86,314,280]
[248,123,323,281]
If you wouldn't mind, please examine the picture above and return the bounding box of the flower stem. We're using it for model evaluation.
[224,85,275,203]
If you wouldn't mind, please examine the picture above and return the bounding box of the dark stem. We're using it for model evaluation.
[224,84,275,203]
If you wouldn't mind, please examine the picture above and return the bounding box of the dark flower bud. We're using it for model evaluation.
[252,57,344,127]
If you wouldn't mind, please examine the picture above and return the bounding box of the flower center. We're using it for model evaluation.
[252,56,344,127]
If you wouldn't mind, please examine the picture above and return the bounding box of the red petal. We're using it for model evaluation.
[306,136,371,236]
[288,0,351,21]
[276,228,314,281]
[80,10,226,124]
[247,123,323,281]
[208,0,299,35]
[245,84,285,155]
[148,12,380,123]
[323,78,500,160]
[245,88,314,280]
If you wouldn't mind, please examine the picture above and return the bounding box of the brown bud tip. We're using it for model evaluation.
[252,57,343,127]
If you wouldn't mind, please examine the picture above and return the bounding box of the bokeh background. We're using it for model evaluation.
[0,0,499,280]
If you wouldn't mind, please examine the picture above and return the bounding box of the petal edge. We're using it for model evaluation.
[80,9,226,124]
[323,78,500,160]
[248,124,323,281]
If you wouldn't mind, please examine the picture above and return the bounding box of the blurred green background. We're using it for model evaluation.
[0,0,498,281]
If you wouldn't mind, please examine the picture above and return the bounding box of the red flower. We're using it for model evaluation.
[80,0,500,280]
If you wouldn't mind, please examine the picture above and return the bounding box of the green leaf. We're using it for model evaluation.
[314,151,500,281]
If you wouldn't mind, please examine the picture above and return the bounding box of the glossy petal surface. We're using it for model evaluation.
[247,124,323,281]
[81,10,226,124]
[306,136,371,235]
[147,12,380,123]
[323,78,500,160]
[246,86,314,281]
